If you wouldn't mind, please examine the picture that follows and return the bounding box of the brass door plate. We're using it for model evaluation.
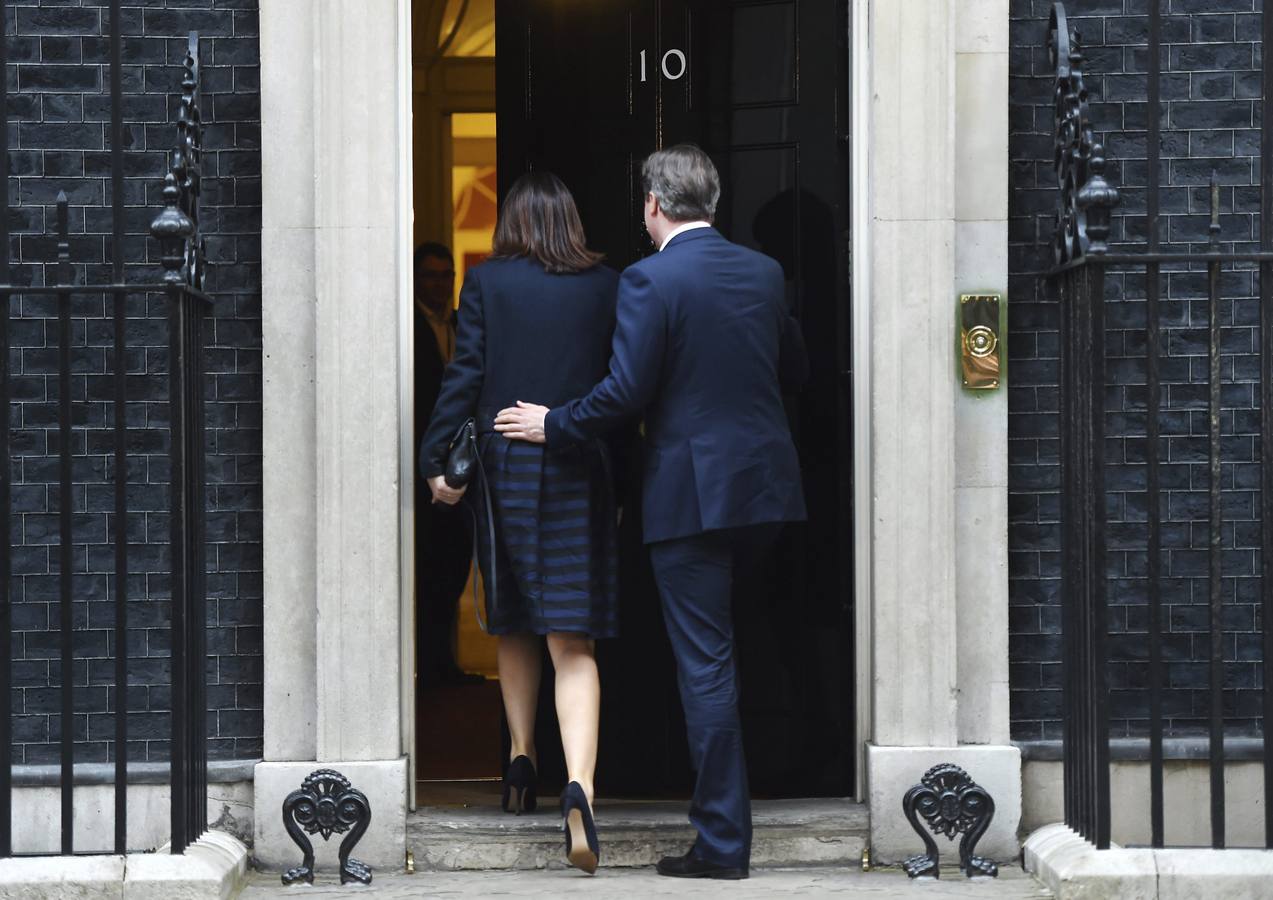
[960,293,1001,390]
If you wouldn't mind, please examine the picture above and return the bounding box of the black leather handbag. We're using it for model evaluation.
[444,418,478,488]
[441,417,497,631]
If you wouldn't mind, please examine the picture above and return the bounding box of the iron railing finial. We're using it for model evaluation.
[1049,3,1120,265]
[1076,144,1119,255]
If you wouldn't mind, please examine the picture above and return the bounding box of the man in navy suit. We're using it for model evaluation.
[495,144,807,879]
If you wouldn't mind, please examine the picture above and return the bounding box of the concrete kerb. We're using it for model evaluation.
[1023,824,1158,900]
[0,855,126,900]
[0,831,249,900]
[1024,822,1273,900]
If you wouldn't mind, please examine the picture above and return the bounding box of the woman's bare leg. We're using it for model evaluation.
[498,633,542,765]
[546,633,600,803]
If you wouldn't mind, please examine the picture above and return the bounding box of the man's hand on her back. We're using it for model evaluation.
[494,401,550,444]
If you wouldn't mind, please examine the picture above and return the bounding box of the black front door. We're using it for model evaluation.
[496,0,853,798]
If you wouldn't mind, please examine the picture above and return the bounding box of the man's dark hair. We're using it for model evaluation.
[415,242,454,269]
[641,143,721,222]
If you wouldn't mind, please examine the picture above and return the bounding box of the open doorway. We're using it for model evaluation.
[411,0,503,802]
[409,0,856,808]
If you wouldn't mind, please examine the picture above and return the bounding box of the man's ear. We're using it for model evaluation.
[646,192,659,218]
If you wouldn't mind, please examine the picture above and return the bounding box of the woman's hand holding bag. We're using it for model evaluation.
[429,418,477,505]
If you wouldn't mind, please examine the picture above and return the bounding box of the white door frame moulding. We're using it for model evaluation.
[396,0,417,805]
[850,0,873,805]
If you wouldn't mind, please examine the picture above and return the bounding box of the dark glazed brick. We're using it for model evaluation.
[16,9,102,37]
[6,1,261,766]
[1010,0,1267,742]
[142,11,234,40]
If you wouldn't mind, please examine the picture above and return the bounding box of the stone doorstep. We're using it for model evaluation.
[0,831,250,900]
[1024,822,1273,900]
[408,798,869,871]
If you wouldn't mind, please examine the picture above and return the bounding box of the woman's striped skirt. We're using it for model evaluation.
[470,434,620,639]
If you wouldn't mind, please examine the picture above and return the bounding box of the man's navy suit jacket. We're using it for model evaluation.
[545,227,808,545]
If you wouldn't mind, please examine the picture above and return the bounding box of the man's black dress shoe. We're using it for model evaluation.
[655,849,748,880]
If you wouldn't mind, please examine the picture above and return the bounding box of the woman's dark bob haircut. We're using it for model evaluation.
[490,171,604,274]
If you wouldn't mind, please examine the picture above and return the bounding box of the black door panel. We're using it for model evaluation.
[495,0,853,797]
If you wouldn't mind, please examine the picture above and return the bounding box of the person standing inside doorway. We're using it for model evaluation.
[495,145,809,880]
[414,242,474,686]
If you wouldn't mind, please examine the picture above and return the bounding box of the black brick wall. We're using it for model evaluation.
[6,0,261,764]
[1010,0,1266,740]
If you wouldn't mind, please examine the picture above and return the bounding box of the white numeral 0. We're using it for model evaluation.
[639,48,687,82]
[661,49,686,81]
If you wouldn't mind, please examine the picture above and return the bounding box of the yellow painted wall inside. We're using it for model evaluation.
[449,111,500,679]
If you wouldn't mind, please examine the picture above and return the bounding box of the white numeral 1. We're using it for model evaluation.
[640,49,647,82]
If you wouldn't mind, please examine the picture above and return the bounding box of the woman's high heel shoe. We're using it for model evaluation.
[501,755,538,815]
[560,781,600,874]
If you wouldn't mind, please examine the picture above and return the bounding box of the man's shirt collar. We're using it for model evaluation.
[659,221,712,252]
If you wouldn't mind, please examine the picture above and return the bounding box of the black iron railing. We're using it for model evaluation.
[1047,1,1273,850]
[0,2,210,858]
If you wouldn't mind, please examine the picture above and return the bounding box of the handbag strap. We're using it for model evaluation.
[463,441,498,634]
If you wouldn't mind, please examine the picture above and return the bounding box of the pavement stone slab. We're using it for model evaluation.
[243,865,1052,898]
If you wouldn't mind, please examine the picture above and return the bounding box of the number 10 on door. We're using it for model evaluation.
[640,48,687,82]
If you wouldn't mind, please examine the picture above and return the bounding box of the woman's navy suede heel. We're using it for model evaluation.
[501,755,537,815]
[560,781,599,874]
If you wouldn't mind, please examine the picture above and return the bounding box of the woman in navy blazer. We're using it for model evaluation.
[419,173,617,874]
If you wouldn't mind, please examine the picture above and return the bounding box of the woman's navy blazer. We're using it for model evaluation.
[419,256,620,477]
[544,227,808,544]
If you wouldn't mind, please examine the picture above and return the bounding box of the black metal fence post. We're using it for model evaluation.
[166,279,208,854]
[168,279,190,853]
[1206,176,1226,849]
[56,194,74,855]
[1144,0,1165,852]
[1058,258,1112,849]
[1260,0,1273,853]
[151,33,209,854]
[1049,2,1118,850]
[108,0,129,857]
[0,0,10,859]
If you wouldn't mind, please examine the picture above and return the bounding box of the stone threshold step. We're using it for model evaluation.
[408,797,868,871]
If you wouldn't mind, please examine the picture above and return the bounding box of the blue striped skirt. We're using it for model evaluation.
[471,434,620,639]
